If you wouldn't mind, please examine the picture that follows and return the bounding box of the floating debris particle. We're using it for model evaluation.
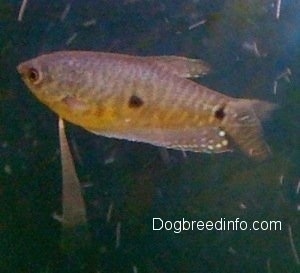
[106,202,114,223]
[159,148,171,164]
[18,0,28,22]
[181,150,188,158]
[116,221,121,249]
[279,175,284,185]
[266,258,272,273]
[4,164,12,175]
[239,202,247,209]
[277,68,292,82]
[66,32,78,46]
[273,80,278,95]
[273,68,291,95]
[60,3,71,22]
[104,148,117,164]
[52,212,64,223]
[242,41,267,57]
[228,246,237,255]
[2,142,8,148]
[276,0,282,20]
[133,265,138,273]
[188,19,207,30]
[287,224,300,265]
[82,182,93,188]
[82,19,97,27]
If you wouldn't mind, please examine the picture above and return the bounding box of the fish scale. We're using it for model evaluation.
[17,51,277,160]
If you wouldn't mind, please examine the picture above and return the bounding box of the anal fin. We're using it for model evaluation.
[91,126,232,154]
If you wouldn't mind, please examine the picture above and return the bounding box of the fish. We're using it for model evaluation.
[17,51,277,160]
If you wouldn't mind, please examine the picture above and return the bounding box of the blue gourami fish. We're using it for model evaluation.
[17,51,277,160]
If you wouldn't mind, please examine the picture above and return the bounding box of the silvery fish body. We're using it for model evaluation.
[17,51,276,160]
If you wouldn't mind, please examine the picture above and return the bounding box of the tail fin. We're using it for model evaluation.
[225,99,278,161]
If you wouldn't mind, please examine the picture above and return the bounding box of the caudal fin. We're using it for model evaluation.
[225,99,278,161]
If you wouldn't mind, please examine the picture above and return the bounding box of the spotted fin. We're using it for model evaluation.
[143,55,211,78]
[164,127,231,153]
[91,126,232,154]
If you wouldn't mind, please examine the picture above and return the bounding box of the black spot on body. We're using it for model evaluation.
[128,95,144,108]
[214,106,225,120]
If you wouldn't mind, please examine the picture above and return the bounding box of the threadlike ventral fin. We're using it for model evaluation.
[58,118,87,227]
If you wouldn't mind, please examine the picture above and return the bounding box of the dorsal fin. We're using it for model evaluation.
[142,55,211,78]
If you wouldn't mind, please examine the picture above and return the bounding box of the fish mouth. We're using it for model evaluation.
[17,62,30,78]
[17,62,25,75]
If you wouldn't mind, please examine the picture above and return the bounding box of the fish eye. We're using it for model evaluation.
[27,67,41,84]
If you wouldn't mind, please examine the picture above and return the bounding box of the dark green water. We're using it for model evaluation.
[0,1,299,272]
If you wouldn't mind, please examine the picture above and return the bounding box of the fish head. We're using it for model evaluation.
[17,53,86,104]
[17,53,93,118]
[18,55,58,104]
[17,52,108,130]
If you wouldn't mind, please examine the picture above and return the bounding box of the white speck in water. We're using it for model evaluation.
[60,3,71,22]
[2,142,8,148]
[82,18,97,27]
[52,212,64,223]
[66,32,78,46]
[116,222,121,249]
[239,203,247,209]
[188,19,207,30]
[18,0,28,22]
[228,246,237,255]
[4,164,12,175]
[279,175,284,185]
[276,0,282,20]
[296,180,300,194]
[133,265,138,273]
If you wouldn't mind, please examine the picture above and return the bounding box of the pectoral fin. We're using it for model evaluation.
[62,96,89,111]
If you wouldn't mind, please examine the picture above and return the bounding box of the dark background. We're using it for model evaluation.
[0,0,299,272]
